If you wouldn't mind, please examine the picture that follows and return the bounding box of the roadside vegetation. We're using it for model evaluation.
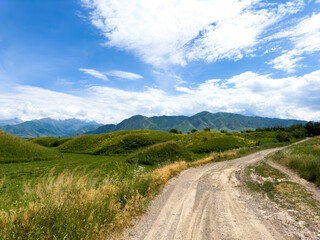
[268,137,320,185]
[0,126,308,239]
[245,161,320,228]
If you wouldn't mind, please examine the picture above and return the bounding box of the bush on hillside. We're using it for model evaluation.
[204,127,210,132]
[126,141,192,166]
[169,129,179,134]
[276,131,290,142]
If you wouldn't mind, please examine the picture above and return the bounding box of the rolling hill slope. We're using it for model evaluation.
[0,130,62,163]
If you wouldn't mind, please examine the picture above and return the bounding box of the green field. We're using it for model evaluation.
[0,129,305,239]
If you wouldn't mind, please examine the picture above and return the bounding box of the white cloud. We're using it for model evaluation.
[106,70,143,80]
[79,68,143,80]
[269,12,320,72]
[79,68,108,81]
[1,69,320,123]
[269,50,304,73]
[82,0,304,67]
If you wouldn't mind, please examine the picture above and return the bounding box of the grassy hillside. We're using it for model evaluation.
[87,111,306,134]
[58,130,177,154]
[29,136,73,147]
[0,130,62,163]
[0,128,304,239]
[127,141,192,165]
[58,129,259,156]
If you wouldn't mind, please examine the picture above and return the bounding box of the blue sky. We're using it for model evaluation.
[0,0,320,123]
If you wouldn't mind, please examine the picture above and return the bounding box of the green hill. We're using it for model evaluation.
[58,129,258,156]
[0,130,62,163]
[58,130,177,155]
[86,111,306,134]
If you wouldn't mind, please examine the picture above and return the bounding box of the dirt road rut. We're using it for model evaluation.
[125,144,317,240]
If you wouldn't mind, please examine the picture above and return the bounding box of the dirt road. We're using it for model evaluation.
[125,143,318,240]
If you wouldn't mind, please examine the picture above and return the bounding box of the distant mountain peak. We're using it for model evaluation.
[0,118,102,138]
[0,118,23,126]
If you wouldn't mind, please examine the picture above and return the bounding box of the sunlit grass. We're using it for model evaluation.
[268,138,320,185]
[0,129,305,239]
[0,130,62,163]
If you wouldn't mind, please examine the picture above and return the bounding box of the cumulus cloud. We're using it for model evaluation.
[269,12,320,72]
[81,0,304,67]
[1,69,320,123]
[79,68,109,80]
[106,70,143,80]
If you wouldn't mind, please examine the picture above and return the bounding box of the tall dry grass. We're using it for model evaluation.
[0,145,265,239]
[0,161,190,239]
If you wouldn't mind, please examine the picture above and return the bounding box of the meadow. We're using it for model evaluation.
[0,129,304,239]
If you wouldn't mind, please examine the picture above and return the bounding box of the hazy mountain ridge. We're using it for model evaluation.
[0,118,23,126]
[86,111,307,135]
[0,118,102,138]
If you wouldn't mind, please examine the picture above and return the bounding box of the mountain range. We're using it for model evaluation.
[0,118,102,138]
[0,112,308,138]
[86,111,307,135]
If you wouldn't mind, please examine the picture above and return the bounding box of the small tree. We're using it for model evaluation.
[191,129,197,133]
[314,122,320,136]
[276,131,290,142]
[204,127,210,132]
[305,121,314,136]
[169,128,178,134]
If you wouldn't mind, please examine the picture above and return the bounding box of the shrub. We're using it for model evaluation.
[169,129,179,134]
[204,127,210,132]
[126,141,192,166]
[276,131,290,142]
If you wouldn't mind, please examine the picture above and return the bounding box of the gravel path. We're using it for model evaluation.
[124,140,318,240]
